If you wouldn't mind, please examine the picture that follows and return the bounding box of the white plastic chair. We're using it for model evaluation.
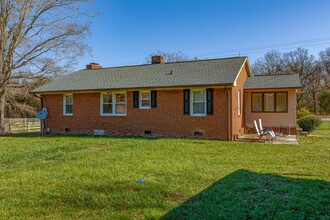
[254,120,276,141]
[259,119,276,139]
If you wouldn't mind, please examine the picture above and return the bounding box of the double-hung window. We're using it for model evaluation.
[191,89,206,116]
[63,94,73,116]
[102,92,113,114]
[115,93,126,114]
[140,91,151,109]
[101,92,126,115]
[252,92,287,112]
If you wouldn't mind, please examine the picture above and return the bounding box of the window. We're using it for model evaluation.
[102,93,112,114]
[140,91,151,109]
[191,89,206,115]
[252,93,262,112]
[115,93,126,114]
[63,94,73,115]
[101,92,126,115]
[264,93,275,112]
[238,90,241,116]
[252,92,287,112]
[276,93,287,112]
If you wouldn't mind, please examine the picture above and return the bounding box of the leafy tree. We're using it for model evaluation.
[297,107,313,119]
[0,0,95,133]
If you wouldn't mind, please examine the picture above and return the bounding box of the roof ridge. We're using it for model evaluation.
[80,56,248,71]
[252,73,297,77]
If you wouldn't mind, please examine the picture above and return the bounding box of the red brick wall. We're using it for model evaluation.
[42,88,230,139]
[231,64,248,140]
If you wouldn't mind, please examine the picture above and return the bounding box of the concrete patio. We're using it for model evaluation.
[237,133,298,144]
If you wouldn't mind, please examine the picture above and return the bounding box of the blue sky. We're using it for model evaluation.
[77,0,330,70]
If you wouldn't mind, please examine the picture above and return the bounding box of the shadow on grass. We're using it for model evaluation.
[162,170,330,219]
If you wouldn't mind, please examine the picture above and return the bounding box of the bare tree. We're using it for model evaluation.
[251,51,284,75]
[282,48,326,113]
[303,62,324,113]
[252,48,326,113]
[319,48,330,89]
[0,0,95,133]
[282,48,314,81]
[145,50,190,63]
[5,83,38,118]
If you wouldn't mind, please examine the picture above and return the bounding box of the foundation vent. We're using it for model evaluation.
[194,132,203,137]
[94,130,105,136]
[144,130,152,135]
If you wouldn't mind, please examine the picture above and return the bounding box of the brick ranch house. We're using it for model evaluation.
[32,56,301,140]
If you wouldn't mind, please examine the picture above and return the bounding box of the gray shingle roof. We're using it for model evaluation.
[32,57,248,93]
[244,74,301,89]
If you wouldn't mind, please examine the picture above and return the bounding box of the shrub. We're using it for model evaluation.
[297,107,313,119]
[297,116,322,132]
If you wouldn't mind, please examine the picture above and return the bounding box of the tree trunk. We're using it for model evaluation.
[0,91,6,134]
[312,92,317,114]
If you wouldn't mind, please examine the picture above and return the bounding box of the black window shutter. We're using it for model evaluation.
[151,90,157,108]
[183,89,190,115]
[207,88,213,115]
[133,91,139,108]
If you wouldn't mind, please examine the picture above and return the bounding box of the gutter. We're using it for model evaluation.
[31,83,235,94]
[244,87,301,91]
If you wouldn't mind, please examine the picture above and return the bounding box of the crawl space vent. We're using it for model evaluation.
[144,130,152,135]
[94,130,105,136]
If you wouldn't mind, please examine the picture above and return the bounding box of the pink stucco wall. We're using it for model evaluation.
[244,89,298,130]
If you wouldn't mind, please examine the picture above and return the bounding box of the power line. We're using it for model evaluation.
[198,42,330,59]
[188,37,330,57]
[106,37,330,67]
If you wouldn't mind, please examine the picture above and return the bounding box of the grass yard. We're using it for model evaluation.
[0,123,329,219]
[311,119,330,137]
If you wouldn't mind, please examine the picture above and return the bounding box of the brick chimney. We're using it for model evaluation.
[151,55,164,64]
[86,63,102,70]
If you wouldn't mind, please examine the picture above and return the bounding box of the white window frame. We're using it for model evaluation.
[190,89,206,116]
[100,92,127,116]
[238,90,241,116]
[63,94,73,116]
[139,90,151,109]
[100,92,113,115]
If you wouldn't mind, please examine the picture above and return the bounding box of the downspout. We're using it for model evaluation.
[294,89,298,135]
[226,89,231,140]
[33,94,47,135]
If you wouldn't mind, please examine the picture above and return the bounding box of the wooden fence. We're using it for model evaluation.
[4,118,41,133]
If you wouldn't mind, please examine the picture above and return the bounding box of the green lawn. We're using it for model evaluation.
[311,120,330,137]
[0,123,329,219]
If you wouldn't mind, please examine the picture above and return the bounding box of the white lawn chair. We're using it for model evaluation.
[254,120,276,141]
[259,119,276,139]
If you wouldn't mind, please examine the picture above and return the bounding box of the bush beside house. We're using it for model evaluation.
[297,107,313,119]
[297,115,322,133]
